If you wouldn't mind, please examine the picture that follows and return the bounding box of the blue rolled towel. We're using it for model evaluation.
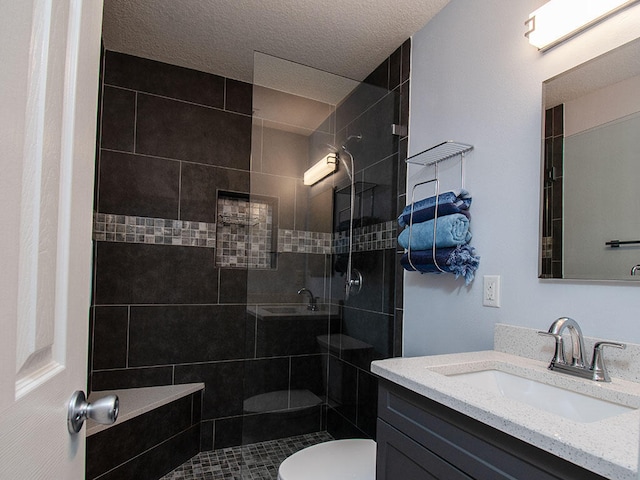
[401,245,480,285]
[398,189,471,227]
[397,213,471,250]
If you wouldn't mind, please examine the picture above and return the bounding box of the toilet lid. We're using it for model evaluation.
[278,439,376,480]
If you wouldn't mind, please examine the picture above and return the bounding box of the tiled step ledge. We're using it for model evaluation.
[86,383,204,436]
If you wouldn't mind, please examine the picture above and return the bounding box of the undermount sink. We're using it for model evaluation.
[262,306,299,314]
[247,304,339,317]
[448,369,635,423]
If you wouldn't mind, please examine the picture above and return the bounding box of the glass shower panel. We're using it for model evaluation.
[243,52,399,470]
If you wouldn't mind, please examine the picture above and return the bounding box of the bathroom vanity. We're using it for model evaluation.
[375,379,606,479]
[371,324,640,480]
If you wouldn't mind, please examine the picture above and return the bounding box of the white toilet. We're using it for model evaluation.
[277,438,376,480]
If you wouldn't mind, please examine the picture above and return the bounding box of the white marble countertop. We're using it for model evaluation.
[87,383,204,436]
[372,350,640,480]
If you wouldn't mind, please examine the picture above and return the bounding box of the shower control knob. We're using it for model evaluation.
[67,390,119,434]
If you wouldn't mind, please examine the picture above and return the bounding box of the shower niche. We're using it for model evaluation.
[215,191,277,269]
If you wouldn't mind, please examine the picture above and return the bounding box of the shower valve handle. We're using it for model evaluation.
[346,268,363,298]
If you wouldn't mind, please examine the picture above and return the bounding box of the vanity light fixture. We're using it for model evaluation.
[303,153,337,185]
[525,0,639,51]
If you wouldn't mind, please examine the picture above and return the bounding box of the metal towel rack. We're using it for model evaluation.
[405,141,474,272]
[406,141,474,167]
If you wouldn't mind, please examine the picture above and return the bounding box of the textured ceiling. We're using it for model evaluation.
[102,0,450,84]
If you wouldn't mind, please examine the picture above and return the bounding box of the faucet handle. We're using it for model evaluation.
[538,331,565,365]
[590,341,626,382]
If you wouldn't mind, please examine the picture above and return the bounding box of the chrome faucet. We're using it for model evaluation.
[631,264,640,276]
[539,317,625,382]
[297,288,318,311]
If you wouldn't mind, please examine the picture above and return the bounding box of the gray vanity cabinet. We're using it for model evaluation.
[376,380,608,480]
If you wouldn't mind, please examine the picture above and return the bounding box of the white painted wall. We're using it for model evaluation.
[404,0,640,357]
[564,74,640,137]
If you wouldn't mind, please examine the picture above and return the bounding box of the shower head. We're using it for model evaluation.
[342,134,362,148]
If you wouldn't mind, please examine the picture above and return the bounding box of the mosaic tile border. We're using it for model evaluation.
[334,220,397,253]
[93,213,216,247]
[278,229,332,254]
[93,213,398,254]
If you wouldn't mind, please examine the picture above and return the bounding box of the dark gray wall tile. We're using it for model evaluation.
[241,407,322,445]
[261,127,308,178]
[389,46,402,91]
[255,315,328,357]
[91,366,174,391]
[246,253,306,304]
[128,305,246,366]
[394,309,403,357]
[136,93,251,169]
[200,420,214,451]
[251,122,263,171]
[398,137,408,194]
[250,172,296,230]
[363,155,397,222]
[336,81,388,133]
[401,38,411,84]
[341,309,392,368]
[328,356,357,422]
[97,150,180,218]
[347,93,397,170]
[179,162,250,223]
[175,361,244,418]
[326,407,368,440]
[86,395,192,479]
[356,371,378,438]
[365,58,389,90]
[243,357,289,401]
[94,243,218,305]
[343,251,383,312]
[192,391,203,425]
[308,188,334,233]
[226,79,253,115]
[290,354,325,397]
[213,416,243,449]
[382,249,396,315]
[100,86,135,151]
[104,51,225,108]
[219,268,248,303]
[92,306,128,370]
[400,79,410,130]
[89,424,200,480]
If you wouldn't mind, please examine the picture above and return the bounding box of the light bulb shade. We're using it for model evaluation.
[525,0,638,51]
[303,153,337,185]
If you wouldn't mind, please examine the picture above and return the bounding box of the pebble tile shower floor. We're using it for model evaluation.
[161,432,334,480]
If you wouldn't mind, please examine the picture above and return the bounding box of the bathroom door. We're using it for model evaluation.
[0,0,102,478]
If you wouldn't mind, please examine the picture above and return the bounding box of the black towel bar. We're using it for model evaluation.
[605,240,640,248]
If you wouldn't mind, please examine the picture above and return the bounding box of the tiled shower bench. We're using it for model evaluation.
[86,383,204,480]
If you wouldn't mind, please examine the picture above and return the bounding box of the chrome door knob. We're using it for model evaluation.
[67,390,119,434]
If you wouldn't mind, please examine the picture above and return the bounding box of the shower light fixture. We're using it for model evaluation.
[525,0,639,51]
[303,153,337,185]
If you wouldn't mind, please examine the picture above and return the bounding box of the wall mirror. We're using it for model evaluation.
[539,37,640,281]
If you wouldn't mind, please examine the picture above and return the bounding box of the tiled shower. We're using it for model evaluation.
[89,40,409,478]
